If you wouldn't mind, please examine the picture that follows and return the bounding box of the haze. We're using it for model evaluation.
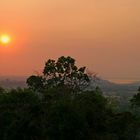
[0,0,140,81]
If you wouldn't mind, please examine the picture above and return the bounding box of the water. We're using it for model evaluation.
[108,78,140,84]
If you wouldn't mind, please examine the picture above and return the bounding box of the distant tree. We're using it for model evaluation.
[0,87,5,94]
[130,86,140,107]
[27,56,90,92]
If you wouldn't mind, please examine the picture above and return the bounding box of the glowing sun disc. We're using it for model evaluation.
[0,34,11,44]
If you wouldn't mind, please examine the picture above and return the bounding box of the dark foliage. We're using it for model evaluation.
[27,56,89,92]
[0,86,139,140]
[131,87,140,107]
[0,57,140,139]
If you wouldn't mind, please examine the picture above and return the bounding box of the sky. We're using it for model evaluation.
[0,0,140,81]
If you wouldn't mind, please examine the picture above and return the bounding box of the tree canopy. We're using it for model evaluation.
[131,87,140,107]
[0,56,140,139]
[27,56,89,92]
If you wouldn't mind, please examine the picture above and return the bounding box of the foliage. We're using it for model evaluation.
[27,56,89,92]
[131,87,140,107]
[0,86,139,140]
[0,88,43,140]
[0,56,140,139]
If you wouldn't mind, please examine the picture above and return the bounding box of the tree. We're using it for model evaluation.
[130,86,140,107]
[46,99,88,140]
[27,56,90,92]
[0,87,5,94]
[0,88,43,140]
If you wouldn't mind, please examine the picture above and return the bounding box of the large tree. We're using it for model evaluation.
[27,56,90,92]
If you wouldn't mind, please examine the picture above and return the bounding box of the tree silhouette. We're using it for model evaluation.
[27,56,89,92]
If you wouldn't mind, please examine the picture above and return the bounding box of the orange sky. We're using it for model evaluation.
[0,0,140,80]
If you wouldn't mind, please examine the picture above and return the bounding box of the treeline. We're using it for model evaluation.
[0,56,140,140]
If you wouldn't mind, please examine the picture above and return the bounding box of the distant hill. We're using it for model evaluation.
[0,76,27,81]
[89,78,140,96]
[0,76,138,113]
[0,76,27,89]
[0,76,139,96]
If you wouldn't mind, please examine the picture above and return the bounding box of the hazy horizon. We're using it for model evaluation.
[0,0,140,80]
[0,75,140,84]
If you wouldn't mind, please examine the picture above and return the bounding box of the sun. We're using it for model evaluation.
[0,34,11,44]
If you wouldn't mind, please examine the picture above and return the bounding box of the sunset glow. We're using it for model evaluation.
[0,0,140,80]
[0,34,11,45]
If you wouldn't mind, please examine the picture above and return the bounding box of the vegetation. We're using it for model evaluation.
[0,56,140,140]
[27,56,89,92]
